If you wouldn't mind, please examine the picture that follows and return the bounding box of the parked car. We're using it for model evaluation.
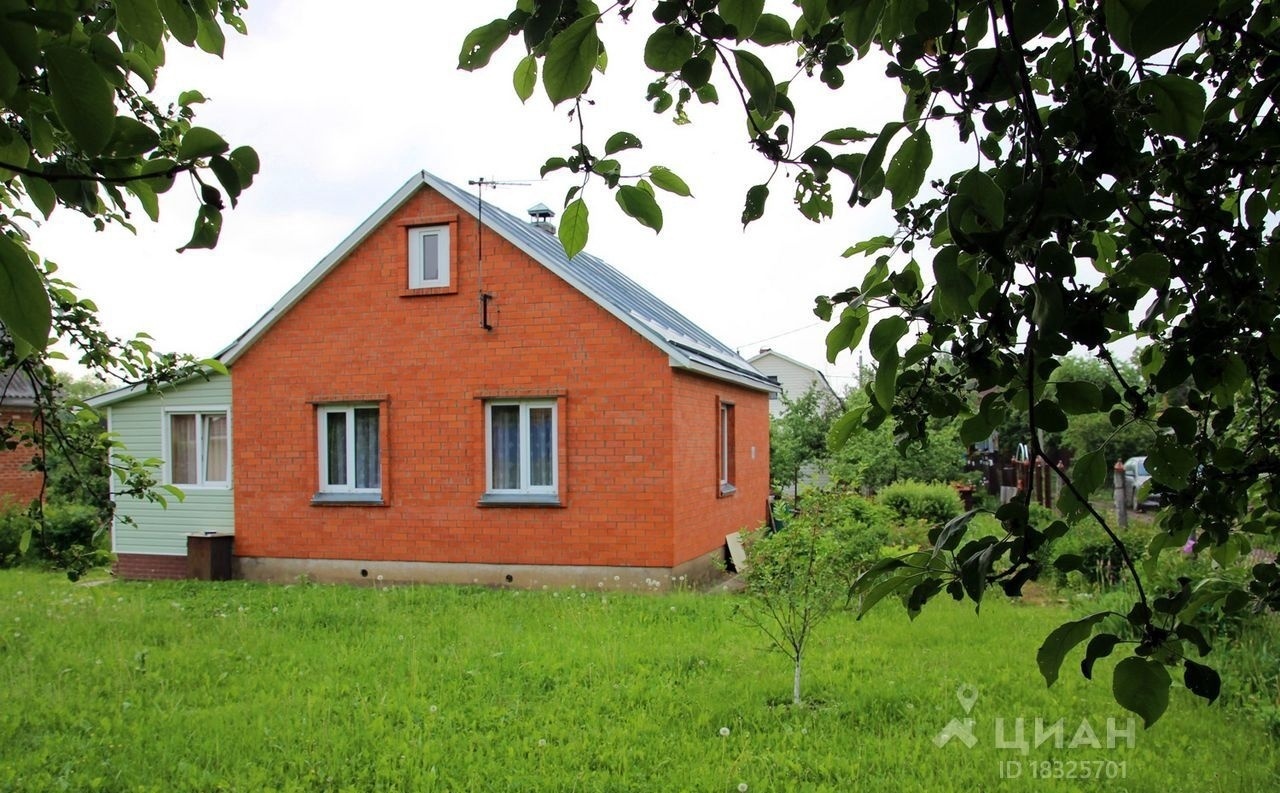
[1123,456,1162,511]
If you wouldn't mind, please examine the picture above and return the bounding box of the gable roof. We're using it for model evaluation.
[216,171,776,393]
[746,349,838,398]
[0,367,39,408]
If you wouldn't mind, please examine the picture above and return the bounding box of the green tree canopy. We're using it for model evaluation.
[1,1,256,554]
[464,0,1280,725]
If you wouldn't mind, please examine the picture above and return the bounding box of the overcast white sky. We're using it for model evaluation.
[31,2,919,391]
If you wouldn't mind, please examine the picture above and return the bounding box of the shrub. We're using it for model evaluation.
[877,480,963,525]
[0,502,108,578]
[0,503,37,568]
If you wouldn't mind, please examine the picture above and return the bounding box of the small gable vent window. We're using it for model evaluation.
[408,226,450,289]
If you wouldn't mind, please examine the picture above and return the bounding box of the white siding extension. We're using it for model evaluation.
[106,375,233,555]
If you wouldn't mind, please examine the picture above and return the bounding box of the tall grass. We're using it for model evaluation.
[0,570,1276,791]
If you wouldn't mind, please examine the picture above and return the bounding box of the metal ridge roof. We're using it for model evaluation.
[216,170,776,392]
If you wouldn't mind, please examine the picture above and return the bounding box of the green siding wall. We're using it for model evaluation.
[108,374,234,555]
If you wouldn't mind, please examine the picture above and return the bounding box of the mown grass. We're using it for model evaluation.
[0,569,1276,792]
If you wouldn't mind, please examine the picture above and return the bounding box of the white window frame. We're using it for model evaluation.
[408,225,450,289]
[162,407,231,489]
[317,404,382,495]
[485,399,558,496]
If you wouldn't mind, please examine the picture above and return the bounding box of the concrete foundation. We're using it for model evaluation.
[235,547,728,592]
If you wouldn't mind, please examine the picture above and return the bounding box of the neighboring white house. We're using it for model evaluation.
[747,349,839,417]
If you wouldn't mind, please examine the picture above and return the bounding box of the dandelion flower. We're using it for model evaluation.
[429,705,438,713]
[538,739,547,747]
[739,784,749,792]
[719,727,730,737]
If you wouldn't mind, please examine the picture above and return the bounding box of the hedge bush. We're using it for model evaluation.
[876,480,963,525]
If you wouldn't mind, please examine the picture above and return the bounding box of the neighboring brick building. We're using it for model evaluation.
[0,368,42,507]
[90,171,776,586]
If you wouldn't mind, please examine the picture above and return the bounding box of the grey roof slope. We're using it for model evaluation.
[0,367,39,407]
[216,170,776,392]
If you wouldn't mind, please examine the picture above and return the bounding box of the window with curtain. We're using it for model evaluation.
[167,411,230,487]
[486,400,557,496]
[318,405,381,495]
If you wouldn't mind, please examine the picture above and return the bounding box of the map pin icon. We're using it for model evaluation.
[956,683,979,714]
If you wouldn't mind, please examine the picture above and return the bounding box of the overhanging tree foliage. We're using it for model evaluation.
[1,1,256,554]
[463,0,1280,725]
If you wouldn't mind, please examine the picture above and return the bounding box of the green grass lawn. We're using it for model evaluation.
[0,569,1275,792]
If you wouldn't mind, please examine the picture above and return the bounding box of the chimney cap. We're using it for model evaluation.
[527,203,555,221]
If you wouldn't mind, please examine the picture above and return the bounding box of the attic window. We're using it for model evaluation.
[408,226,450,289]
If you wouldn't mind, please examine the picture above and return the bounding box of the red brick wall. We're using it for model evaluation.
[232,186,691,569]
[670,373,771,565]
[0,407,42,506]
[114,553,188,580]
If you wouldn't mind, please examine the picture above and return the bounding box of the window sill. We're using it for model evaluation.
[311,493,386,506]
[718,484,737,498]
[400,285,458,297]
[477,493,564,508]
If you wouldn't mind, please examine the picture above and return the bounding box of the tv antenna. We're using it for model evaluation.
[468,177,531,331]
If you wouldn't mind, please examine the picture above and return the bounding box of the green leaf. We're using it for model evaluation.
[1034,399,1069,433]
[825,305,868,363]
[18,527,31,554]
[177,205,222,252]
[1130,0,1216,60]
[1183,659,1221,704]
[959,168,1005,228]
[45,44,116,157]
[1081,633,1122,680]
[1055,381,1102,414]
[873,350,898,411]
[1147,436,1196,490]
[194,13,225,56]
[615,185,662,232]
[750,13,793,46]
[1072,450,1108,496]
[741,183,768,227]
[1157,406,1197,445]
[543,15,601,106]
[0,234,52,355]
[649,166,691,197]
[127,180,159,222]
[1113,656,1171,728]
[161,483,187,503]
[200,358,229,376]
[842,0,885,50]
[513,54,537,103]
[604,131,642,155]
[558,198,589,259]
[1126,252,1171,288]
[799,0,827,32]
[644,24,696,73]
[719,0,764,39]
[21,175,56,219]
[458,19,511,71]
[178,127,228,160]
[885,129,931,209]
[732,49,775,117]
[116,0,165,51]
[1140,75,1206,142]
[106,116,160,157]
[868,316,908,363]
[158,0,198,46]
[1037,612,1107,686]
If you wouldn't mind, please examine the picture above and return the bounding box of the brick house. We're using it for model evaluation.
[90,171,776,587]
[0,367,42,507]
